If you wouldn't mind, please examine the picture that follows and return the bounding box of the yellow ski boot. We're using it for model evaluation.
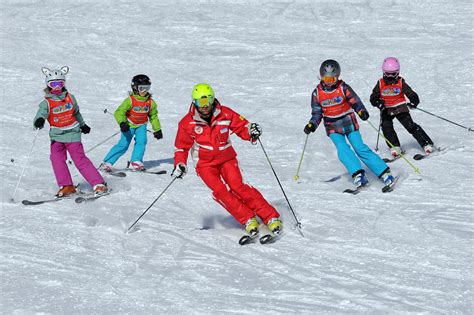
[245,217,259,237]
[267,217,283,235]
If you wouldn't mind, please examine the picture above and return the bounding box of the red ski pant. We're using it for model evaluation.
[196,158,280,225]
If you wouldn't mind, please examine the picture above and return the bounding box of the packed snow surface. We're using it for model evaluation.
[1,0,473,313]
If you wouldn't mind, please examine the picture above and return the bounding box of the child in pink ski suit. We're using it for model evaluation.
[33,66,107,197]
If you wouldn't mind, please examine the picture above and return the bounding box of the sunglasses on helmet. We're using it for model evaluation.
[47,80,65,89]
[137,85,151,92]
[194,96,214,108]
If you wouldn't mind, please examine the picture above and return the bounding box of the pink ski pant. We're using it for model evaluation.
[50,141,104,188]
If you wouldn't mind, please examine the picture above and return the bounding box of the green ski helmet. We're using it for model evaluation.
[192,83,215,108]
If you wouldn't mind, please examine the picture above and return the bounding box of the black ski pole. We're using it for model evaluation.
[127,177,177,233]
[416,108,473,132]
[375,111,382,151]
[257,138,304,237]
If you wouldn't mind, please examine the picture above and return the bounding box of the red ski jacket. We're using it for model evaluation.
[174,100,252,168]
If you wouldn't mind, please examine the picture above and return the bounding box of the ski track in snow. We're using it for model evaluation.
[1,0,473,313]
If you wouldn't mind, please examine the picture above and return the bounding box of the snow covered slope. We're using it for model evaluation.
[1,0,473,313]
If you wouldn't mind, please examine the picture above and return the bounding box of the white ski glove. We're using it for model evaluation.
[172,163,187,179]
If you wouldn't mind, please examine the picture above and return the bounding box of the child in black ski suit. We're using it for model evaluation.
[370,57,434,157]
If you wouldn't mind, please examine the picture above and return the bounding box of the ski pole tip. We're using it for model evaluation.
[293,175,299,181]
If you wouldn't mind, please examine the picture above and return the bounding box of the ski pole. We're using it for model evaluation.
[68,130,120,165]
[11,129,40,202]
[375,111,382,152]
[85,131,120,154]
[104,108,154,134]
[294,134,309,181]
[415,108,473,132]
[127,177,177,233]
[257,138,304,237]
[66,108,121,164]
[365,120,421,174]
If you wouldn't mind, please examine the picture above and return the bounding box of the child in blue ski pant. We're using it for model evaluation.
[304,59,394,187]
[101,74,162,172]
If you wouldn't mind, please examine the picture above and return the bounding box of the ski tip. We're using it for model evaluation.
[343,188,360,195]
[75,197,86,204]
[413,154,425,160]
[324,174,342,182]
[239,235,251,245]
[382,186,394,193]
[104,171,127,177]
[259,234,278,245]
[239,234,258,245]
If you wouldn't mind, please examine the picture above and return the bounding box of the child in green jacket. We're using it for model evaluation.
[101,74,162,171]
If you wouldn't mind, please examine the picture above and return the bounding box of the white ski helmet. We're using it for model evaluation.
[41,66,69,84]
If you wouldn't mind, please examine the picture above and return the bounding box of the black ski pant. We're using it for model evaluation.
[381,111,433,149]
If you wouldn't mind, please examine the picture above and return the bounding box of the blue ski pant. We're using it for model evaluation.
[329,130,388,177]
[103,124,148,165]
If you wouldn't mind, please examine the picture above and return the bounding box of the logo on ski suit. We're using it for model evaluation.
[317,85,352,118]
[381,87,401,96]
[194,126,203,134]
[47,93,77,128]
[379,78,406,108]
[321,96,344,107]
[127,96,152,125]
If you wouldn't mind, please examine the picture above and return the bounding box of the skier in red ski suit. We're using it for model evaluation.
[172,83,282,236]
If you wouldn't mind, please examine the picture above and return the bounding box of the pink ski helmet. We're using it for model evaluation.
[382,57,400,78]
[382,57,400,72]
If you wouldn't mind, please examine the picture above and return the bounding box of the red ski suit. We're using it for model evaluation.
[174,101,280,225]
